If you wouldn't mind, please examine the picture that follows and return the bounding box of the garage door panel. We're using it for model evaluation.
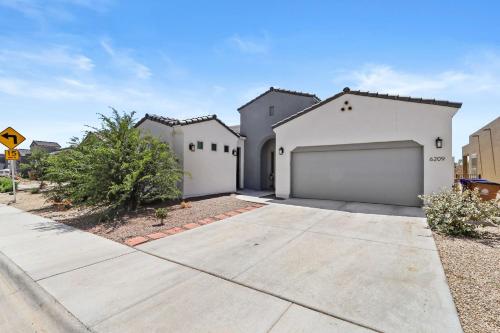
[291,145,423,206]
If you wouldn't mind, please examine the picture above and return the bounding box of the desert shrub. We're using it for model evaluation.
[180,201,192,209]
[420,189,500,236]
[20,148,49,183]
[45,109,183,217]
[29,187,40,194]
[155,207,169,225]
[0,177,16,193]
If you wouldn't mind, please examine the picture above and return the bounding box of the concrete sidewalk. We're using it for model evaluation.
[0,204,374,332]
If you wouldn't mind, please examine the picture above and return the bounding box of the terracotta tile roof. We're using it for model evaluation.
[135,114,240,137]
[136,114,179,126]
[272,87,462,129]
[237,86,320,111]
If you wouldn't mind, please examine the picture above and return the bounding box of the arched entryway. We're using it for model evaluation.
[260,138,276,190]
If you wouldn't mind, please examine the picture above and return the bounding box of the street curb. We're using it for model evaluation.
[0,250,93,333]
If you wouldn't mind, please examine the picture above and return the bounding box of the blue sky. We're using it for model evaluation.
[1,0,499,159]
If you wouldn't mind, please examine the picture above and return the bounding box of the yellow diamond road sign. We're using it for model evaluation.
[5,149,20,161]
[0,127,25,149]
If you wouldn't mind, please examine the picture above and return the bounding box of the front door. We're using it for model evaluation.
[269,151,275,189]
[236,147,241,189]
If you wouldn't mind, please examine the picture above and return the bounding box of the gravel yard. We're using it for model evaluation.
[433,227,500,333]
[0,190,255,243]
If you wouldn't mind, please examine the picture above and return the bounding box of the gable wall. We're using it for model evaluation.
[239,91,318,189]
[274,94,458,198]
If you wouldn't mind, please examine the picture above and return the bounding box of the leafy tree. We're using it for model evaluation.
[20,148,50,184]
[45,109,183,216]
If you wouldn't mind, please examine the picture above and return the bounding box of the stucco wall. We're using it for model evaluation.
[274,94,459,199]
[239,91,318,189]
[136,118,184,167]
[136,119,175,147]
[462,117,500,182]
[181,120,239,198]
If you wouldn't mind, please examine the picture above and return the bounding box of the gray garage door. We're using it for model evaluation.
[291,141,423,206]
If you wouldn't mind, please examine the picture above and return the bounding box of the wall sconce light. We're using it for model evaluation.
[189,143,195,151]
[232,149,237,156]
[278,147,284,155]
[435,137,443,149]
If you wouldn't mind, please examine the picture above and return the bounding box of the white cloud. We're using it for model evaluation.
[336,52,500,160]
[338,58,500,99]
[228,33,270,54]
[161,54,189,79]
[0,75,220,119]
[0,47,94,71]
[0,0,113,21]
[100,39,152,79]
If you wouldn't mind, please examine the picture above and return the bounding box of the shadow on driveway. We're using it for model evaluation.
[268,197,425,218]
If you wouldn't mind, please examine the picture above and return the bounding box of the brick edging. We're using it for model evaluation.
[124,203,266,247]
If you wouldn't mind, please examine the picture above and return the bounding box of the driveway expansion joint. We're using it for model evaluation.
[0,250,93,333]
[265,302,293,333]
[88,270,203,328]
[135,247,383,333]
[35,250,137,282]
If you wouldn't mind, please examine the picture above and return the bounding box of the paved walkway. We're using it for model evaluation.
[0,202,462,332]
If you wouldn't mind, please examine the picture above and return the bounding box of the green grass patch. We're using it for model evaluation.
[0,177,16,193]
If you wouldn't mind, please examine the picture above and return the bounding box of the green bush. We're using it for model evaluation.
[0,177,16,193]
[30,187,41,194]
[44,109,183,217]
[420,189,500,236]
[20,148,49,183]
[155,207,169,225]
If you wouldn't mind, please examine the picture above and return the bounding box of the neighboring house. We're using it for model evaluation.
[30,140,61,153]
[272,87,461,206]
[136,114,244,198]
[462,116,500,182]
[237,87,320,190]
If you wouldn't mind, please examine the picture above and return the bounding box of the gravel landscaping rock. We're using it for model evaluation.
[0,191,256,243]
[433,226,500,333]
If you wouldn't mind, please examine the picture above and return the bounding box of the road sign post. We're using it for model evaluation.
[10,160,16,203]
[0,127,25,204]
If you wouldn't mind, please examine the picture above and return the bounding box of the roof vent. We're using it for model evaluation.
[270,86,274,91]
[343,87,350,92]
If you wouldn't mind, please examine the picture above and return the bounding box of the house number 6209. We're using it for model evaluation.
[429,156,446,162]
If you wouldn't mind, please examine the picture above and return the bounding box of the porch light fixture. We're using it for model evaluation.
[435,137,443,149]
[189,143,195,151]
[278,147,284,155]
[232,149,237,156]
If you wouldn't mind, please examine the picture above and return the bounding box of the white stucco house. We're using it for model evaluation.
[272,87,461,206]
[137,86,461,206]
[136,114,245,199]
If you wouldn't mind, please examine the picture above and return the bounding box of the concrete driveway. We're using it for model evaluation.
[0,201,462,333]
[136,201,461,333]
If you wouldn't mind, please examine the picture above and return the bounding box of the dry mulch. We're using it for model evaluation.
[0,190,256,243]
[433,226,500,333]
